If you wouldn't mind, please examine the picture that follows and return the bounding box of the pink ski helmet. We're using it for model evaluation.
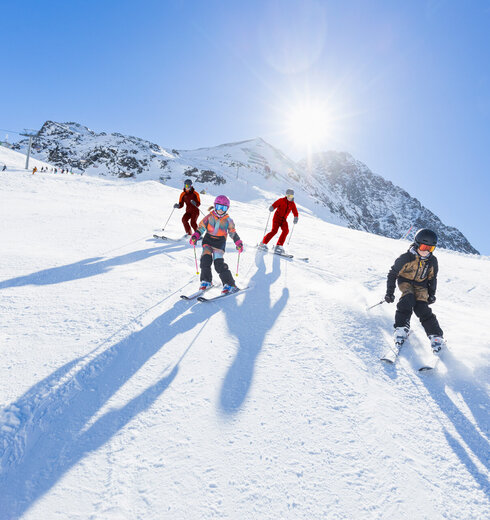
[214,195,230,214]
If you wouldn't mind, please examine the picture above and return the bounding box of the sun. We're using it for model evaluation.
[285,101,330,148]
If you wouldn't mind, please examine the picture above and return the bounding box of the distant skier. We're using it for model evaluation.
[1,165,6,171]
[189,195,244,295]
[259,188,299,254]
[174,179,201,236]
[32,166,37,175]
[384,228,445,353]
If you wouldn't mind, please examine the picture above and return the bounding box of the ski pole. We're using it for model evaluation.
[162,206,176,231]
[193,245,199,275]
[262,211,271,238]
[287,222,296,245]
[235,252,241,277]
[366,300,384,311]
[191,200,208,217]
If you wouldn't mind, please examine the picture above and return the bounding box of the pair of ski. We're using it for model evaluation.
[153,234,186,242]
[380,332,442,372]
[180,284,251,303]
[256,245,309,262]
[154,234,203,242]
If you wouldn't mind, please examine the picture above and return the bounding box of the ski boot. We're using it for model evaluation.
[274,245,285,254]
[394,326,409,345]
[257,242,268,251]
[199,281,212,291]
[221,284,238,295]
[429,335,445,354]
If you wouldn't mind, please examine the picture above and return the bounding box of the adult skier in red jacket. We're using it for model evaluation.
[260,189,299,253]
[174,179,201,235]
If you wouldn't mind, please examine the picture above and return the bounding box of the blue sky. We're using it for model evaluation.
[2,0,490,253]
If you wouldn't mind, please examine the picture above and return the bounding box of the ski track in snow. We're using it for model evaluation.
[0,152,489,519]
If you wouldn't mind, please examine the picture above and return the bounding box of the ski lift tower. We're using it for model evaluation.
[19,129,38,170]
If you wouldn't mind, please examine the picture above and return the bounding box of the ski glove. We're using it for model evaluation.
[293,216,298,224]
[384,293,395,303]
[235,239,244,253]
[173,203,180,209]
[269,205,275,212]
[428,295,436,304]
[189,231,201,245]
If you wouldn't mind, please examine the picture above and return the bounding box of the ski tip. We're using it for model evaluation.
[380,358,394,364]
[418,366,433,372]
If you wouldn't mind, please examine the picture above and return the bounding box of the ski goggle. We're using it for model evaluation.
[418,243,436,252]
[185,184,192,188]
[215,204,228,213]
[286,193,294,200]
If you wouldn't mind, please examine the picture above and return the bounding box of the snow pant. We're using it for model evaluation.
[263,217,289,246]
[182,208,199,235]
[394,283,443,337]
[200,235,235,287]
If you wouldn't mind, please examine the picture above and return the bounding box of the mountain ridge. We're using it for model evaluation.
[10,120,478,254]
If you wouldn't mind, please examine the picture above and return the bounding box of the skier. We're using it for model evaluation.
[189,195,244,295]
[32,166,37,175]
[174,179,201,236]
[2,165,6,171]
[384,228,445,353]
[259,189,299,254]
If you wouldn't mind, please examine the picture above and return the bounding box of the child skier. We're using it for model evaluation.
[189,195,244,295]
[174,179,201,236]
[384,228,445,353]
[259,188,298,254]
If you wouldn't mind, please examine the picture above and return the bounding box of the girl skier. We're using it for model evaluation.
[384,228,445,353]
[189,195,244,295]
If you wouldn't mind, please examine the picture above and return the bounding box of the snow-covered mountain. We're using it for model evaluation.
[11,120,478,254]
[298,151,478,254]
[0,150,488,519]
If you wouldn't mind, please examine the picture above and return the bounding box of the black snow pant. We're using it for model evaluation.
[200,255,235,287]
[395,293,443,337]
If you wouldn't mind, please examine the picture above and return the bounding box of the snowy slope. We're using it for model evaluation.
[0,145,54,172]
[11,121,478,254]
[0,148,489,519]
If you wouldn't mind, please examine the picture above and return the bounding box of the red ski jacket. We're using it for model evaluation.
[271,197,298,222]
[178,188,201,211]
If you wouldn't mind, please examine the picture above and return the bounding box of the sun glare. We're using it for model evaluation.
[285,102,329,148]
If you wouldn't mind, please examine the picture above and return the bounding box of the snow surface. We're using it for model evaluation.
[0,147,489,519]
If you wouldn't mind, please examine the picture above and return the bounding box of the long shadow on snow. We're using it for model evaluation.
[0,242,186,289]
[345,303,490,498]
[417,349,490,497]
[219,250,289,415]
[0,295,220,518]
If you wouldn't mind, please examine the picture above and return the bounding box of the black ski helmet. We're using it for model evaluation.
[184,179,193,187]
[414,228,437,247]
[286,189,294,197]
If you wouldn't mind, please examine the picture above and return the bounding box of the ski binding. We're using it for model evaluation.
[180,284,214,300]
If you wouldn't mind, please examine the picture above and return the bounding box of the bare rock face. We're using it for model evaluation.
[298,151,478,254]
